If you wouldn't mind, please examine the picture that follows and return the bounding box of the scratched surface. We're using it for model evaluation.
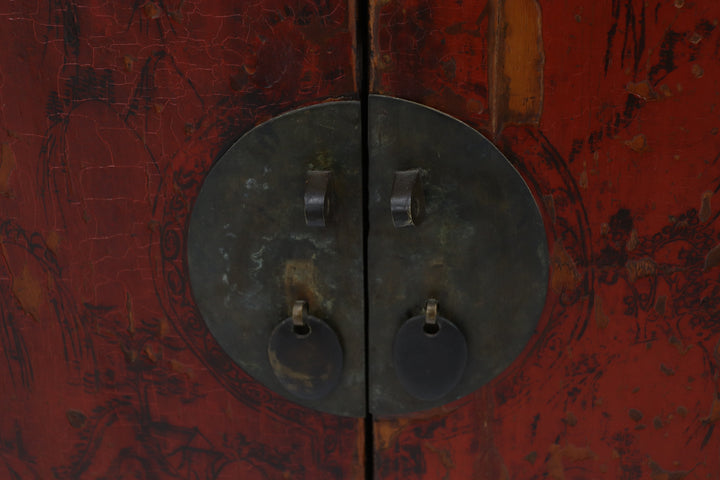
[372,0,720,479]
[0,1,363,478]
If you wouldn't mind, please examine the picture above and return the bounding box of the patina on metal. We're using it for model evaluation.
[368,95,549,416]
[187,101,364,417]
[391,169,425,227]
[393,299,467,401]
[268,300,344,400]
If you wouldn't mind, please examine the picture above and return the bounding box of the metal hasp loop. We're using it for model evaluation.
[291,300,311,337]
[304,170,332,227]
[424,298,439,336]
[390,169,424,227]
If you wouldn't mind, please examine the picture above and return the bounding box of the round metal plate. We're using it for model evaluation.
[368,95,549,416]
[187,101,364,417]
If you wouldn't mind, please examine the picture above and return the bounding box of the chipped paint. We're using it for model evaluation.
[550,242,581,294]
[626,257,657,282]
[11,265,47,322]
[626,229,638,251]
[699,191,712,222]
[65,410,87,429]
[546,444,596,480]
[703,243,720,270]
[624,134,648,152]
[45,231,61,255]
[626,80,657,100]
[701,394,720,423]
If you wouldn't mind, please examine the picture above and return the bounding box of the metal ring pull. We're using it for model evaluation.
[390,169,425,227]
[392,298,467,401]
[268,300,344,400]
[304,170,333,227]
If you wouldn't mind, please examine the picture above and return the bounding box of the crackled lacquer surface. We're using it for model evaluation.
[4,0,720,478]
[0,1,363,478]
[371,0,720,478]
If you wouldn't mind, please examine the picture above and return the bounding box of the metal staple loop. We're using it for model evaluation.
[425,298,438,326]
[292,300,308,328]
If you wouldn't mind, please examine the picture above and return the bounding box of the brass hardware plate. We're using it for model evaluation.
[187,97,549,417]
[187,101,364,417]
[367,95,549,416]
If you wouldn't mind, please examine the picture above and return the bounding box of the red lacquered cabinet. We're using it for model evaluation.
[1,1,719,478]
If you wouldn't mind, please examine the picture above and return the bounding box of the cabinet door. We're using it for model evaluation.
[370,0,720,478]
[0,2,365,478]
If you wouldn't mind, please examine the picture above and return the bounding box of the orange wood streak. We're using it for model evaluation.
[489,0,545,135]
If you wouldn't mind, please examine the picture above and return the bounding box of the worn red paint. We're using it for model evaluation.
[372,0,720,478]
[0,1,362,478]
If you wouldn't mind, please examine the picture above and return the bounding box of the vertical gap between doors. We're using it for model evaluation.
[357,0,374,477]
